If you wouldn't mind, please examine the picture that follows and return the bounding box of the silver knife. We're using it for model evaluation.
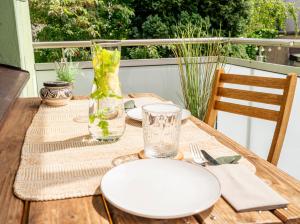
[201,150,220,165]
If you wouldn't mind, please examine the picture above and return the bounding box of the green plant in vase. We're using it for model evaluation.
[89,44,126,141]
[172,24,227,120]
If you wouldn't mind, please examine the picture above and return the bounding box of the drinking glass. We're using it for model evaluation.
[142,103,182,158]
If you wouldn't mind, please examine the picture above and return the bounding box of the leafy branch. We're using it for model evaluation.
[90,45,122,137]
[89,110,110,137]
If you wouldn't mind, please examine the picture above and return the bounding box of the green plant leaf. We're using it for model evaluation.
[98,120,110,137]
[172,23,227,121]
[55,61,80,82]
[215,155,242,164]
[89,114,96,124]
[124,100,136,110]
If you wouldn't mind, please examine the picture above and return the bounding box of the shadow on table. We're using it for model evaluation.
[92,187,215,223]
[126,117,142,128]
[30,134,116,153]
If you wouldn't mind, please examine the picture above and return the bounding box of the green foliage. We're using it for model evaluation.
[287,3,299,34]
[34,49,62,63]
[89,110,110,137]
[30,0,299,62]
[30,0,252,62]
[127,46,161,59]
[55,61,80,83]
[173,14,211,35]
[130,0,250,39]
[248,29,279,38]
[244,28,281,59]
[90,45,122,136]
[224,44,250,59]
[91,45,121,98]
[172,24,227,120]
[196,0,251,37]
[30,0,134,62]
[31,0,101,41]
[98,120,109,136]
[247,0,299,35]
[229,0,300,61]
[98,1,135,39]
[141,15,169,38]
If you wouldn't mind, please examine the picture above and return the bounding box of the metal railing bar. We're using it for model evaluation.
[226,57,300,75]
[33,41,91,49]
[34,57,219,70]
[34,57,300,76]
[32,38,300,49]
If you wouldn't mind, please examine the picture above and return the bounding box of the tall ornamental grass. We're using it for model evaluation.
[172,25,227,120]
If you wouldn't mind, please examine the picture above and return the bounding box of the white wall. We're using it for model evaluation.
[36,64,183,104]
[35,60,300,180]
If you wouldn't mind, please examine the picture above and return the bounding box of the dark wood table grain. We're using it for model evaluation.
[0,64,29,129]
[0,93,299,224]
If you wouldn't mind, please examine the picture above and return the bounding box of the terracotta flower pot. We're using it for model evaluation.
[40,81,73,106]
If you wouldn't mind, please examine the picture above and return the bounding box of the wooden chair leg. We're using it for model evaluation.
[267,74,297,165]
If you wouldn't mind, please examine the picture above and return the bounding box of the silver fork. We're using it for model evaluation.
[190,143,208,166]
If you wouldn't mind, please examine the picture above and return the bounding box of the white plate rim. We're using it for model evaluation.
[127,107,191,122]
[100,159,221,219]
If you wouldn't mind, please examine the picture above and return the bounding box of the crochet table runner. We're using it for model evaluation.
[14,97,254,201]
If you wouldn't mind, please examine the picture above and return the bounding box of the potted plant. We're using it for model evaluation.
[172,24,227,120]
[40,49,80,106]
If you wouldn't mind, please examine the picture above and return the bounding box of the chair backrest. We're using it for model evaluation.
[204,69,297,165]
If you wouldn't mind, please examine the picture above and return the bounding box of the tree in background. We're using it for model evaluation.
[30,0,134,62]
[243,0,299,59]
[30,0,299,62]
[31,0,134,40]
[126,0,251,58]
[247,0,298,37]
[130,0,251,39]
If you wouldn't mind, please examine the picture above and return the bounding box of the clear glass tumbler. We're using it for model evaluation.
[142,103,182,158]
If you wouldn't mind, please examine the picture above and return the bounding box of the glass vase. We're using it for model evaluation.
[89,42,126,141]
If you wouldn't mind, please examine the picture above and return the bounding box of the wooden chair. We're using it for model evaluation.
[204,69,297,165]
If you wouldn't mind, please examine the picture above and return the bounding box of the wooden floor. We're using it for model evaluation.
[0,94,300,224]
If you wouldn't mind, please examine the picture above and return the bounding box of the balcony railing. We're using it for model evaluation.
[33,37,300,74]
[32,38,300,49]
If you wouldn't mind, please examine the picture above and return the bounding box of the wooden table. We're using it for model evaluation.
[1,93,300,224]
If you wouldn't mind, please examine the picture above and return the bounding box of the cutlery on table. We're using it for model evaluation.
[190,144,207,166]
[190,143,242,166]
[200,149,220,165]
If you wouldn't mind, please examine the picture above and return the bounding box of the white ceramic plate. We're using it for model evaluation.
[101,159,221,219]
[127,107,191,122]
